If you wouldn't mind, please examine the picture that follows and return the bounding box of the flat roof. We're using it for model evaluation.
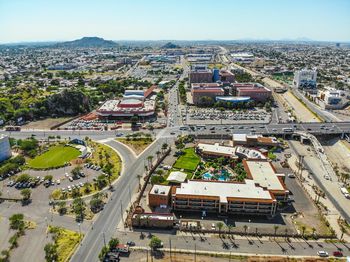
[150,184,171,195]
[244,160,286,192]
[167,171,187,183]
[197,143,236,157]
[175,180,273,202]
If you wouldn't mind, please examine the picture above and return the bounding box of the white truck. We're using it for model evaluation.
[340,187,350,199]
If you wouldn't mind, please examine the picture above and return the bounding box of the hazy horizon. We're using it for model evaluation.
[1,0,349,43]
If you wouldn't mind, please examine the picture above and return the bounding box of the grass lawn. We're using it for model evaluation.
[28,145,80,169]
[173,147,200,172]
[116,137,153,155]
[48,226,82,262]
[51,141,122,200]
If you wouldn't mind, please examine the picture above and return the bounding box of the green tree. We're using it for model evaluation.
[72,198,85,221]
[98,245,109,261]
[57,201,67,215]
[71,166,82,179]
[16,174,31,183]
[44,243,58,262]
[44,175,53,181]
[90,197,104,213]
[9,214,25,231]
[108,238,119,250]
[149,236,162,250]
[20,188,31,201]
[216,222,224,235]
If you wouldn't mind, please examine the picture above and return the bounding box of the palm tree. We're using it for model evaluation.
[273,225,279,239]
[161,143,168,154]
[243,225,248,235]
[301,226,306,237]
[227,224,233,235]
[137,174,142,191]
[216,222,224,236]
[340,226,346,240]
[155,151,161,161]
[311,227,316,237]
[147,155,154,169]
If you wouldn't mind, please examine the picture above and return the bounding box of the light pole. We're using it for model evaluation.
[78,223,82,245]
[45,216,48,238]
[102,231,106,247]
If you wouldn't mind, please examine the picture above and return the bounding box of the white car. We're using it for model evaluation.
[69,176,73,182]
[67,186,72,192]
[56,179,60,185]
[65,173,69,177]
[317,251,328,257]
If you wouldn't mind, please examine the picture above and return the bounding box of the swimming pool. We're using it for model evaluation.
[202,172,212,180]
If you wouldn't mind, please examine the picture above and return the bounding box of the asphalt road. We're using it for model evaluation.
[117,231,350,258]
[70,136,174,262]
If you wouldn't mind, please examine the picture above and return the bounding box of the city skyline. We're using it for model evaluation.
[1,0,350,43]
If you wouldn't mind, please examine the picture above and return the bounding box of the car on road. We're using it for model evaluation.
[56,179,60,185]
[69,176,73,182]
[288,174,296,178]
[333,251,343,257]
[317,251,328,257]
[126,241,135,246]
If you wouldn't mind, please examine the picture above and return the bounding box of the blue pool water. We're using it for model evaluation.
[218,175,226,181]
[202,172,212,180]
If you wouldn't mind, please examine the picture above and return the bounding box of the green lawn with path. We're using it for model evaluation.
[173,147,200,171]
[28,145,80,169]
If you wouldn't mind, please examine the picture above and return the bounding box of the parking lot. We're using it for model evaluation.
[2,163,103,200]
[184,107,271,125]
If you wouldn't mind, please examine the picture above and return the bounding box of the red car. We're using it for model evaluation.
[333,251,343,257]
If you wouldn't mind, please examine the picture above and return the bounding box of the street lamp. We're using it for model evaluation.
[45,217,48,238]
[78,223,82,245]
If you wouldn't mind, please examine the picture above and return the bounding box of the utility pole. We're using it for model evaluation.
[169,238,172,262]
[194,243,197,262]
[102,232,106,247]
[120,202,125,227]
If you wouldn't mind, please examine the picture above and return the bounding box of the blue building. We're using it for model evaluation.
[213,68,220,82]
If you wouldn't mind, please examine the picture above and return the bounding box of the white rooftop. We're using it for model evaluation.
[197,143,237,157]
[176,180,273,203]
[150,185,171,195]
[245,161,286,192]
[167,171,187,183]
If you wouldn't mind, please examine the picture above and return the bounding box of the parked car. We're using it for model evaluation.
[69,176,73,182]
[126,241,135,246]
[317,251,328,257]
[333,251,343,257]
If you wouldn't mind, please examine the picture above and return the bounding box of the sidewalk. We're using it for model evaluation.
[287,150,350,242]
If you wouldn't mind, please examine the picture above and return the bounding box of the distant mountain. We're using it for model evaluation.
[162,42,180,49]
[56,37,117,48]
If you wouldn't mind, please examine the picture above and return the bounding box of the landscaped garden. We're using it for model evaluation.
[116,132,153,155]
[173,147,200,171]
[51,141,122,200]
[27,145,80,169]
[45,226,82,262]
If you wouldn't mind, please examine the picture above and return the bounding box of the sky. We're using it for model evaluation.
[1,0,350,43]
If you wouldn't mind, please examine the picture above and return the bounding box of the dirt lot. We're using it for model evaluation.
[22,117,73,130]
[279,91,320,123]
[321,138,350,173]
